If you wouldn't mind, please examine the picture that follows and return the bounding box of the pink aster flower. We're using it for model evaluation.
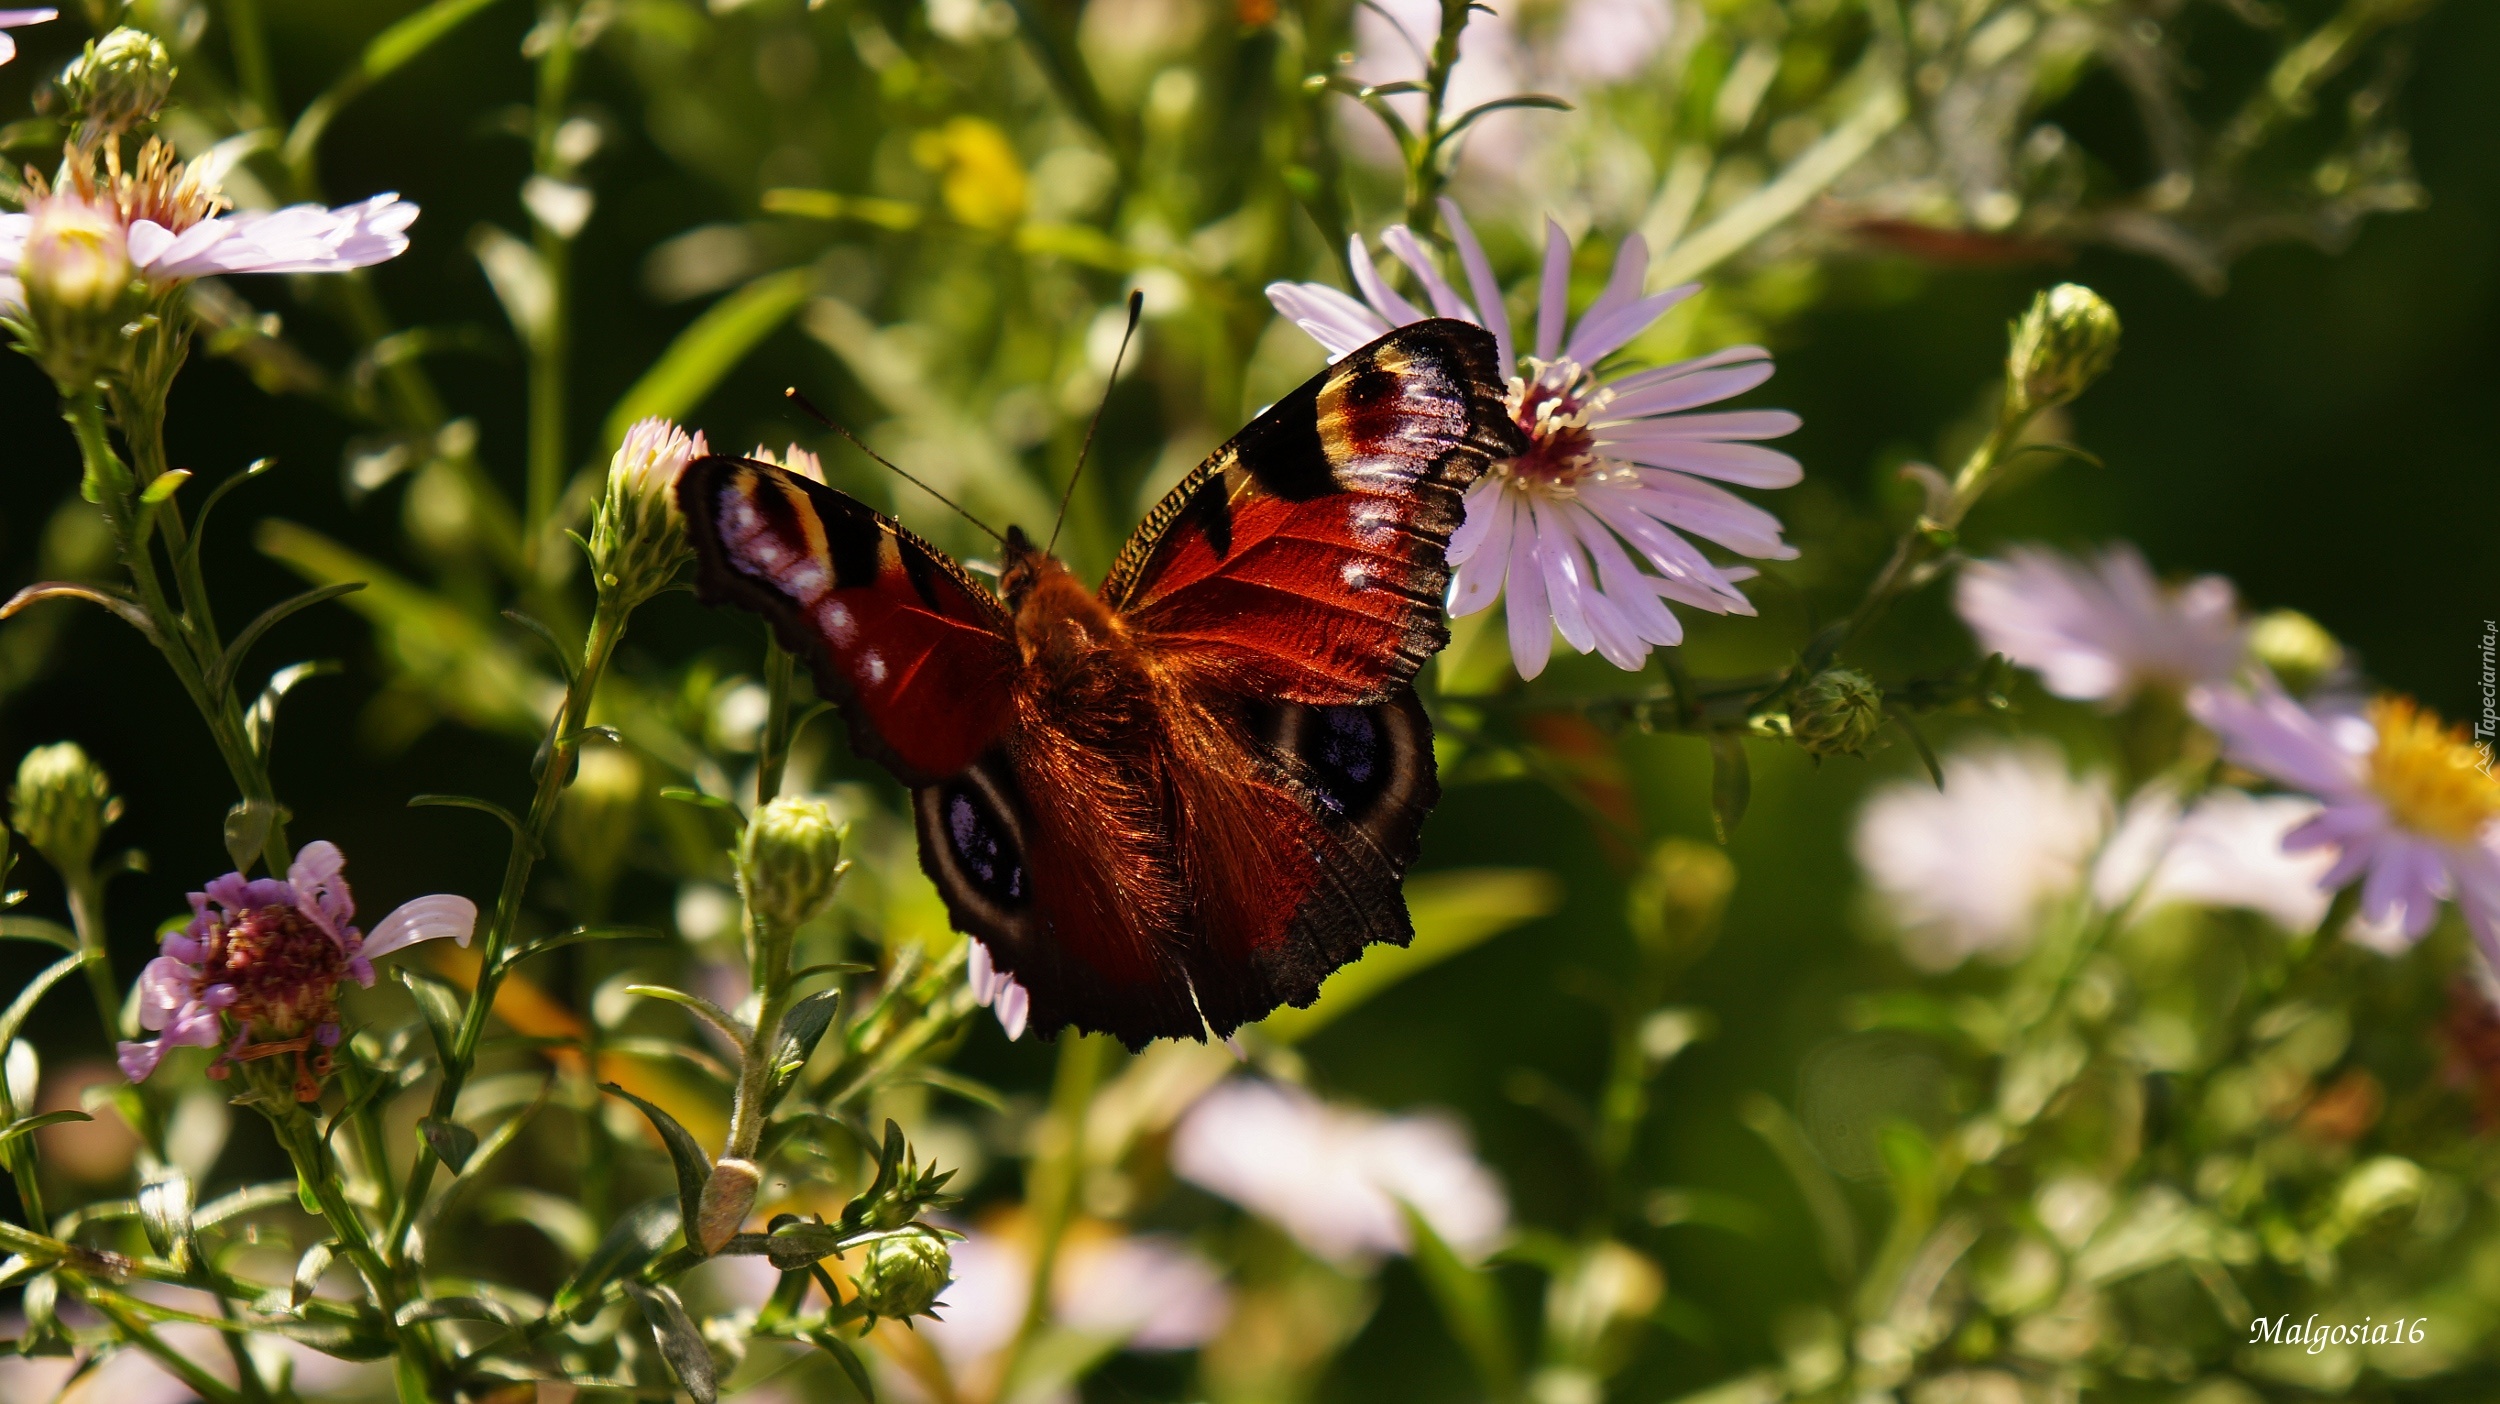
[0,9,52,67]
[1267,200,1800,679]
[0,139,414,313]
[2191,682,2500,958]
[118,841,476,1100]
[1956,544,2245,705]
[966,939,1029,1041]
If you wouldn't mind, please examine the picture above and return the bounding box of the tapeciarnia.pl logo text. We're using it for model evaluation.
[2249,1314,2428,1352]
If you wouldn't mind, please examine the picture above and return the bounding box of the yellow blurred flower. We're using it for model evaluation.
[914,117,1027,232]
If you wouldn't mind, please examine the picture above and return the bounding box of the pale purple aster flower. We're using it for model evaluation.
[2191,683,2500,958]
[1955,544,2245,705]
[118,841,476,1099]
[1170,1078,1508,1263]
[1267,201,1800,679]
[1853,743,2111,971]
[966,939,1029,1041]
[910,1227,1227,1384]
[0,9,53,67]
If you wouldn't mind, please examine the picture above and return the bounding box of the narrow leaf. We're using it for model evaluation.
[601,267,815,453]
[363,0,505,79]
[1708,731,1751,842]
[626,1282,719,1404]
[0,917,77,952]
[246,659,342,762]
[139,1167,196,1268]
[498,925,663,971]
[625,984,754,1048]
[554,1194,678,1314]
[600,1082,712,1239]
[0,582,158,641]
[189,457,277,554]
[290,1240,334,1310]
[212,581,366,698]
[223,798,281,873]
[407,793,538,856]
[1738,1092,1858,1286]
[419,1115,479,1174]
[807,1328,877,1400]
[0,1110,90,1148]
[1399,1202,1516,1400]
[0,955,82,1056]
[500,608,578,685]
[394,965,465,1068]
[1887,704,1945,790]
[765,988,842,1110]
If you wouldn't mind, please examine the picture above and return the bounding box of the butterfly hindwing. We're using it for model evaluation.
[677,458,1019,785]
[1102,318,1521,704]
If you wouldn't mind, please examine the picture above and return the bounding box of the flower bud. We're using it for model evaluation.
[2249,608,2345,696]
[737,797,846,934]
[588,416,705,610]
[1626,838,1732,970]
[850,1229,952,1320]
[57,29,177,140]
[18,197,137,388]
[695,1157,761,1255]
[2005,283,2120,417]
[1789,668,1885,760]
[11,742,117,878]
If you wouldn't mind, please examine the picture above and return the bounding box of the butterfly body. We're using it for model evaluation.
[681,319,1521,1047]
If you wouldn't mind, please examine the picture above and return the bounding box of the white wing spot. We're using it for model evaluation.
[816,600,856,646]
[861,650,888,686]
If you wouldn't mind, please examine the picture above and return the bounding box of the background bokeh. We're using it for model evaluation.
[0,0,2490,1399]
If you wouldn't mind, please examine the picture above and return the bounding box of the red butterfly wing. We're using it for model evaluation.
[1101,318,1521,704]
[677,458,1018,786]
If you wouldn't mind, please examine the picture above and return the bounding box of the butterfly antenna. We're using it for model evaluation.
[1045,289,1144,558]
[783,388,1006,545]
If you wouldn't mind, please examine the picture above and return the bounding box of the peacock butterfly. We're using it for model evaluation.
[677,318,1522,1048]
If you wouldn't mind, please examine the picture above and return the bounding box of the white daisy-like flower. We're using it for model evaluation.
[1170,1077,1508,1263]
[1267,200,1800,678]
[0,139,414,313]
[1853,743,2112,971]
[2191,682,2500,957]
[907,1226,1228,1384]
[2090,784,2336,933]
[1955,543,2245,705]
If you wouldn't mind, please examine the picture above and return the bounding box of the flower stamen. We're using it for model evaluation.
[2368,697,2500,843]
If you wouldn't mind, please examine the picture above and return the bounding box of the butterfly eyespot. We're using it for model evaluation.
[916,763,1033,934]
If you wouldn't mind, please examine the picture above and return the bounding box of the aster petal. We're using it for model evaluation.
[2189,680,2369,801]
[1267,281,1391,361]
[1576,481,1749,606]
[1601,347,1775,417]
[1601,436,1804,488]
[125,219,178,267]
[360,894,478,962]
[1447,484,1515,617]
[1600,409,1800,441]
[163,999,227,1049]
[968,938,1002,1004]
[1530,499,1597,654]
[1347,234,1426,327]
[0,10,61,24]
[1534,218,1571,361]
[1439,198,1514,377]
[203,872,256,911]
[288,839,356,937]
[117,1039,163,1081]
[1380,226,1475,323]
[136,957,199,1032]
[1504,498,1554,679]
[1622,472,1798,559]
[137,217,241,281]
[1445,474,1504,567]
[994,977,1030,1041]
[1567,506,1683,647]
[0,30,14,65]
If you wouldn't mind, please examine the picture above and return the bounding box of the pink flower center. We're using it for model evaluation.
[207,904,349,1039]
[1496,358,1616,496]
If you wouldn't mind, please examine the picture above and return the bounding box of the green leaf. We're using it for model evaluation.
[407,793,536,856]
[600,1082,712,1240]
[0,954,81,1057]
[290,1240,334,1310]
[1738,1093,1857,1287]
[0,1110,89,1149]
[765,988,842,1111]
[211,581,366,699]
[0,917,76,952]
[498,925,663,972]
[554,1194,679,1315]
[625,984,754,1048]
[394,965,465,1069]
[1886,704,1945,789]
[188,457,276,558]
[1399,1202,1516,1401]
[1257,868,1561,1043]
[600,267,815,453]
[0,581,159,642]
[245,660,342,762]
[806,1327,877,1400]
[499,608,578,686]
[418,1116,479,1174]
[223,798,281,874]
[363,0,506,78]
[1708,731,1751,842]
[626,1282,718,1404]
[139,1167,196,1269]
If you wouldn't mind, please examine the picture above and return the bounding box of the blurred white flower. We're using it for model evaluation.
[1268,201,1798,678]
[1171,1078,1508,1263]
[1956,544,2245,705]
[909,1226,1227,1384]
[2091,785,2335,932]
[1853,743,2111,970]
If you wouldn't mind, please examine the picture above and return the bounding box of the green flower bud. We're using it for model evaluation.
[1626,838,1733,970]
[18,197,138,390]
[2005,283,2120,417]
[589,417,705,611]
[10,742,117,878]
[850,1229,951,1320]
[2248,608,2345,696]
[57,29,177,140]
[1789,668,1885,759]
[737,797,846,934]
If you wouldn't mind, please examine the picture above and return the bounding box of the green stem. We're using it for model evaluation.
[387,597,630,1267]
[79,1284,250,1404]
[265,1099,429,1396]
[1402,0,1475,238]
[996,1033,1111,1397]
[756,638,798,805]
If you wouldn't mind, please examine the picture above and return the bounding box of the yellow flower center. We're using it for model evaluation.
[2368,696,2500,842]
